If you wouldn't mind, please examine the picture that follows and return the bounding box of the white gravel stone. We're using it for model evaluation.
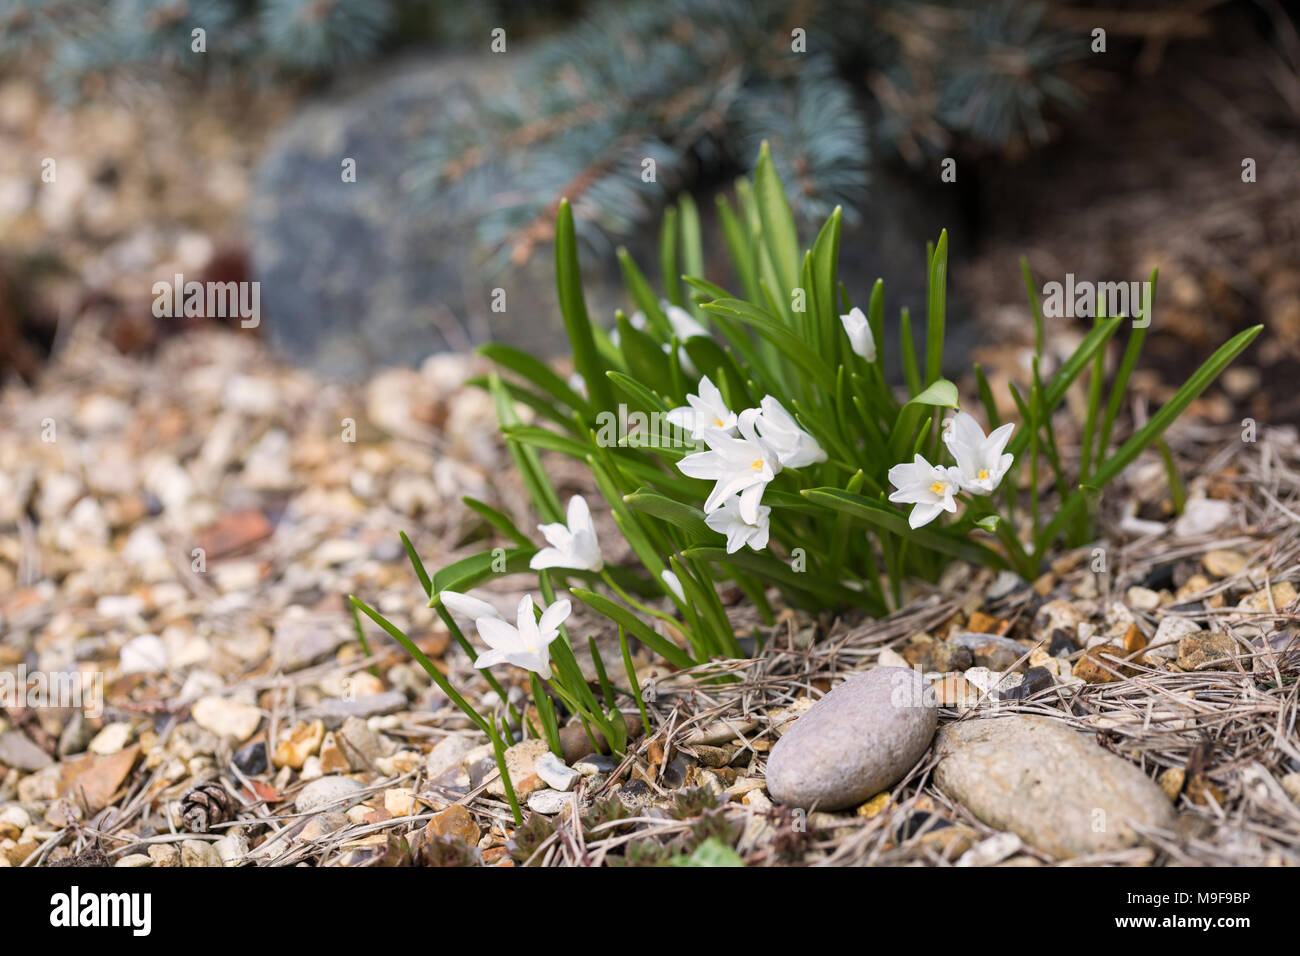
[956,832,1023,867]
[1150,616,1202,659]
[426,735,476,779]
[120,633,169,674]
[1173,498,1233,537]
[534,751,580,792]
[294,775,366,813]
[526,789,571,815]
[88,722,133,755]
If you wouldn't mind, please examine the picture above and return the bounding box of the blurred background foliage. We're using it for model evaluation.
[2,0,1087,249]
[1,0,1297,412]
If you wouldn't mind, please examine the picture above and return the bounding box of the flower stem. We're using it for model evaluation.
[601,568,678,625]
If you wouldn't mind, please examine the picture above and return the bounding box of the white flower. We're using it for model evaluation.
[888,454,961,529]
[665,375,737,440]
[750,396,827,468]
[840,306,877,362]
[677,412,782,523]
[438,590,504,621]
[660,570,686,603]
[530,494,603,572]
[473,594,570,678]
[704,495,772,553]
[663,302,708,340]
[944,411,1015,495]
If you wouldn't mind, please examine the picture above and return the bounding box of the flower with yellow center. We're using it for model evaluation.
[665,374,737,441]
[748,396,827,469]
[888,453,961,529]
[677,412,782,523]
[944,411,1015,495]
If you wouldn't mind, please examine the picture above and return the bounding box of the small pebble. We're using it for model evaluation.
[119,633,168,674]
[526,789,571,815]
[192,696,263,742]
[427,805,480,843]
[383,787,416,817]
[956,832,1023,867]
[573,753,616,777]
[1203,549,1247,577]
[1158,767,1186,800]
[148,844,180,867]
[1176,630,1238,671]
[1172,498,1233,537]
[1125,586,1161,611]
[996,666,1054,701]
[294,775,365,813]
[233,740,268,775]
[534,751,580,792]
[949,632,1028,670]
[180,839,222,867]
[88,722,133,756]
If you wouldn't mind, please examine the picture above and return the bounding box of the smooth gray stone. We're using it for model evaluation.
[934,715,1176,859]
[765,667,938,811]
[0,730,53,771]
[304,691,409,728]
[950,631,1029,670]
[294,775,366,813]
[272,614,349,672]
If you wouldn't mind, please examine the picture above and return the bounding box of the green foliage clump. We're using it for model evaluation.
[354,145,1259,831]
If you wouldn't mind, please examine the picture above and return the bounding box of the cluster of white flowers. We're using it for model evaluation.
[887,411,1015,528]
[670,376,826,554]
[451,305,1016,676]
[427,494,602,677]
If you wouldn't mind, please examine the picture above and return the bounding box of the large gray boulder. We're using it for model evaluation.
[248,53,971,380]
[248,54,633,379]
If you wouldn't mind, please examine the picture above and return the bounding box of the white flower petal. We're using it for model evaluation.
[531,497,603,570]
[840,307,877,361]
[439,590,503,621]
[529,547,572,570]
[537,521,573,550]
[537,598,571,634]
[909,501,945,529]
[474,648,509,670]
[660,570,686,603]
[566,495,593,535]
[475,616,520,651]
[515,594,536,634]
